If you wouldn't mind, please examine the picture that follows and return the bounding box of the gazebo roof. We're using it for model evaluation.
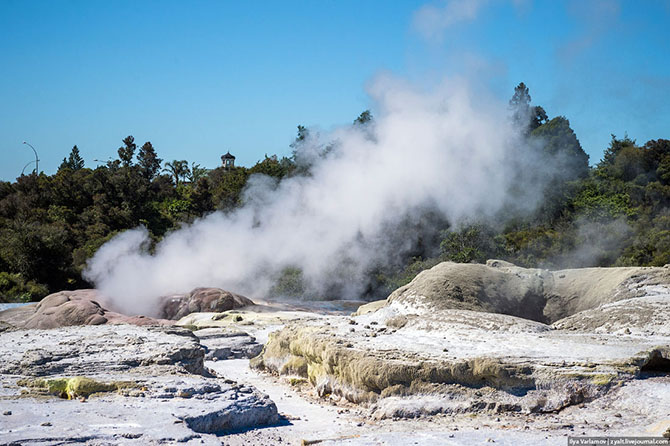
[221,151,236,160]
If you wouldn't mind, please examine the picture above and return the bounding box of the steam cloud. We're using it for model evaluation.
[413,0,490,39]
[85,74,557,316]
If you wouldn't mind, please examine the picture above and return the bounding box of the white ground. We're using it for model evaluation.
[209,359,670,445]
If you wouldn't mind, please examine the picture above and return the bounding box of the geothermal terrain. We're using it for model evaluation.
[1,261,670,445]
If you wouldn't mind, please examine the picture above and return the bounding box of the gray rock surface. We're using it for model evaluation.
[0,324,279,444]
[254,261,670,417]
[388,260,670,323]
[1,374,279,444]
[194,327,263,360]
[552,293,670,336]
[0,324,205,376]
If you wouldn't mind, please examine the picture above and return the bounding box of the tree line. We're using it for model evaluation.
[374,84,670,294]
[1,85,669,302]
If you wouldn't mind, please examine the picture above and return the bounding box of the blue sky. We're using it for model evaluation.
[1,0,669,180]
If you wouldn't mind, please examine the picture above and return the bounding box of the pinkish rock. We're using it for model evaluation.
[160,287,254,320]
[0,289,171,329]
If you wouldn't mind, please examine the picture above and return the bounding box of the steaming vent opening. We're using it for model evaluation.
[640,350,670,375]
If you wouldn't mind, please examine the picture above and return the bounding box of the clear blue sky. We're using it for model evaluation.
[1,0,669,180]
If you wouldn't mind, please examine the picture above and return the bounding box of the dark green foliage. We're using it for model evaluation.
[269,266,306,298]
[509,82,531,131]
[291,125,309,148]
[1,103,670,303]
[188,163,209,183]
[599,134,636,168]
[530,106,548,131]
[530,117,590,179]
[118,136,136,167]
[509,82,531,110]
[249,155,295,179]
[0,221,74,291]
[72,232,118,274]
[163,160,190,186]
[137,142,162,179]
[354,110,373,126]
[0,272,48,303]
[440,224,499,264]
[191,178,214,215]
[59,146,85,171]
[509,82,548,134]
[0,137,201,300]
[209,166,249,210]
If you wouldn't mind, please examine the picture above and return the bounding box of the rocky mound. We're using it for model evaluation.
[0,287,254,330]
[0,289,170,329]
[253,261,670,418]
[160,287,254,320]
[388,260,670,323]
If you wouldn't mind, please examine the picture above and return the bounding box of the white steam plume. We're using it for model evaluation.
[85,75,554,316]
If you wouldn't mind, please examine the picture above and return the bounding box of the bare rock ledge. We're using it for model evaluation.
[252,261,670,419]
[0,324,279,444]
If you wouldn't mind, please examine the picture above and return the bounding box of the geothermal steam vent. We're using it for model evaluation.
[253,260,670,417]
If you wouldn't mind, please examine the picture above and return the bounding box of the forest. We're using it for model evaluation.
[2,83,669,302]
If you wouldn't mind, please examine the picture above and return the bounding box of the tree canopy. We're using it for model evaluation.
[59,146,85,171]
[1,102,669,303]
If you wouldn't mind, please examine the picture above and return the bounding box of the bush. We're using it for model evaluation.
[269,267,305,298]
[440,224,499,263]
[0,272,49,303]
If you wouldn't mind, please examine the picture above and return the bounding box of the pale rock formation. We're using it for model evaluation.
[0,323,279,443]
[194,327,263,360]
[254,261,670,418]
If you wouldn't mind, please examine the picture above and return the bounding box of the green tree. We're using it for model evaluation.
[249,155,294,179]
[188,163,209,183]
[353,110,373,126]
[269,266,305,298]
[59,145,85,171]
[509,82,547,133]
[290,125,309,154]
[531,116,589,179]
[137,141,162,179]
[599,134,636,168]
[509,82,531,129]
[209,166,249,210]
[0,221,75,291]
[191,177,214,215]
[118,136,136,167]
[0,272,49,302]
[530,105,548,132]
[657,155,670,185]
[440,224,498,263]
[643,139,670,181]
[612,145,647,182]
[163,160,190,187]
[510,82,530,108]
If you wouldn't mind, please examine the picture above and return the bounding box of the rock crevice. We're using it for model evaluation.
[254,261,670,417]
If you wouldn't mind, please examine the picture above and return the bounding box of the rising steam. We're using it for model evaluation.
[85,74,557,316]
